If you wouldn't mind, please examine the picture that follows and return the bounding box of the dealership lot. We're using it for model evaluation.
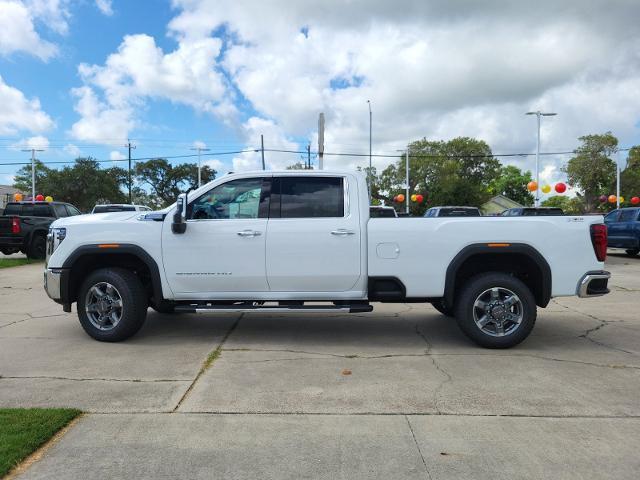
[1,252,639,479]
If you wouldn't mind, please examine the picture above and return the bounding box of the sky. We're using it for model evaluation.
[1,0,640,200]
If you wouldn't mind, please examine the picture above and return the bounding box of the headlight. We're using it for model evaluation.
[47,227,67,255]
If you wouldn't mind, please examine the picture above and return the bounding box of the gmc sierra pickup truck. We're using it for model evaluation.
[44,171,611,348]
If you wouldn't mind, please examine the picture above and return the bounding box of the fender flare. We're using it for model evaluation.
[443,243,552,308]
[60,244,164,306]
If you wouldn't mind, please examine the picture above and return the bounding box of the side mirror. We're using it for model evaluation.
[172,193,187,234]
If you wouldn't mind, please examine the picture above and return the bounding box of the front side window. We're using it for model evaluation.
[189,178,264,220]
[66,205,81,216]
[619,209,637,222]
[53,204,68,217]
[272,176,344,218]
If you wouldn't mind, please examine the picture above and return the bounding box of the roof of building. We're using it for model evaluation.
[480,195,523,214]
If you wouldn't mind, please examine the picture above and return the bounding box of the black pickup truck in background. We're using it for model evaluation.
[0,201,82,259]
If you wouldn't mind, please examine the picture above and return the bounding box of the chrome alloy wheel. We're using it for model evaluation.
[85,282,123,331]
[472,287,523,337]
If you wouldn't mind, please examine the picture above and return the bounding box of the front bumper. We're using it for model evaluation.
[44,268,63,301]
[577,270,611,298]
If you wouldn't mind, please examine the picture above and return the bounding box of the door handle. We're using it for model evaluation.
[237,230,262,237]
[331,229,355,236]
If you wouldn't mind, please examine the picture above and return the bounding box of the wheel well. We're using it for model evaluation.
[446,250,550,308]
[67,253,154,304]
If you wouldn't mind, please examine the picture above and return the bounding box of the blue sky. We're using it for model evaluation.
[1,0,639,199]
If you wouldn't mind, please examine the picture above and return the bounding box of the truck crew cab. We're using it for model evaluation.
[44,171,610,348]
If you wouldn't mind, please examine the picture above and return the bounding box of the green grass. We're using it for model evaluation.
[0,258,40,269]
[0,408,81,476]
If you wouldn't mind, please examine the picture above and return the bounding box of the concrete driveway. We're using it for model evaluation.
[1,252,639,479]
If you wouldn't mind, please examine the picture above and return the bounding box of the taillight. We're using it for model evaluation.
[590,224,607,262]
[11,217,20,234]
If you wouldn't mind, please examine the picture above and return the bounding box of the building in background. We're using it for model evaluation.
[481,195,523,216]
[0,185,24,210]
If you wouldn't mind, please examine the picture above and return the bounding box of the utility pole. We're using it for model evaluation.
[526,111,557,206]
[405,148,410,214]
[367,100,372,202]
[260,135,266,170]
[21,148,44,201]
[616,149,621,209]
[318,113,325,170]
[125,140,136,203]
[306,144,311,169]
[190,145,211,187]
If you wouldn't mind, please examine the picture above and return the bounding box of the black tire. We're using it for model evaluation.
[625,249,639,257]
[454,272,536,349]
[150,299,177,314]
[27,234,46,259]
[1,247,18,255]
[77,268,148,342]
[431,299,454,317]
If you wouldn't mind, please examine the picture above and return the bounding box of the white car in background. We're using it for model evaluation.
[91,204,152,214]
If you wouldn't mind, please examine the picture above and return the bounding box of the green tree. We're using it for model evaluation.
[375,137,500,215]
[541,195,584,214]
[621,146,640,200]
[488,165,534,206]
[14,158,128,211]
[563,132,617,212]
[135,159,216,207]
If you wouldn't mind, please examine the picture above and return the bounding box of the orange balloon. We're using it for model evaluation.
[527,181,538,192]
[396,194,405,203]
[608,195,617,204]
[14,193,23,201]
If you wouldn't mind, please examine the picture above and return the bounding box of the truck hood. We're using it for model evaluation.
[52,211,143,227]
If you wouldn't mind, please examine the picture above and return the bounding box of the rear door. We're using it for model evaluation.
[265,175,362,292]
[618,208,639,247]
[604,210,622,246]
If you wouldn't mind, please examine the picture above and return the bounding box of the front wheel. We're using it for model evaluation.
[625,249,639,257]
[454,273,536,348]
[27,234,46,259]
[77,268,148,342]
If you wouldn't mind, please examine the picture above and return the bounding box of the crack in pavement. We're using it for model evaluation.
[172,314,243,412]
[222,348,640,370]
[0,312,70,329]
[415,323,452,415]
[553,300,637,356]
[405,415,433,480]
[0,375,190,383]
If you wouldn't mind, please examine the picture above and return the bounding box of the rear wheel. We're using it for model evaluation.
[454,273,536,348]
[77,268,148,342]
[625,248,639,257]
[431,299,454,317]
[27,234,46,259]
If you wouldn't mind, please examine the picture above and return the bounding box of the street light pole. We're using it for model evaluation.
[367,100,372,203]
[405,147,410,214]
[526,111,557,207]
[21,148,44,201]
[190,146,211,187]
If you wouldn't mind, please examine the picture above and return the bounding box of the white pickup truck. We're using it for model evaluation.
[44,171,610,348]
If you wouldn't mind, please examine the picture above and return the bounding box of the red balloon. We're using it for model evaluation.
[631,196,640,205]
[555,183,567,194]
[35,194,44,201]
[415,194,424,203]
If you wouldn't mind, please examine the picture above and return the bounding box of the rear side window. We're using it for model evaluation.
[604,211,619,222]
[33,204,53,216]
[53,204,68,217]
[3,204,20,215]
[619,209,637,222]
[272,177,344,218]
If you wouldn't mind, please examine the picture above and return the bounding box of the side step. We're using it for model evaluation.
[174,303,373,314]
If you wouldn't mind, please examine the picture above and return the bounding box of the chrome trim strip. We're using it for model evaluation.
[44,268,62,301]
[577,271,611,298]
[193,307,352,314]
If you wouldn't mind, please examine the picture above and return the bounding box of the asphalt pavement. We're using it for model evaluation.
[1,251,639,479]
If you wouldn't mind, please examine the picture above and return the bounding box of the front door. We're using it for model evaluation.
[162,176,270,296]
[265,175,362,292]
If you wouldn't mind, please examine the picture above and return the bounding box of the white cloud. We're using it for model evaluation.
[69,86,133,144]
[11,135,49,150]
[95,0,112,16]
[0,75,54,134]
[0,0,71,60]
[231,117,298,171]
[110,150,125,161]
[70,33,231,144]
[63,143,81,157]
[192,140,207,150]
